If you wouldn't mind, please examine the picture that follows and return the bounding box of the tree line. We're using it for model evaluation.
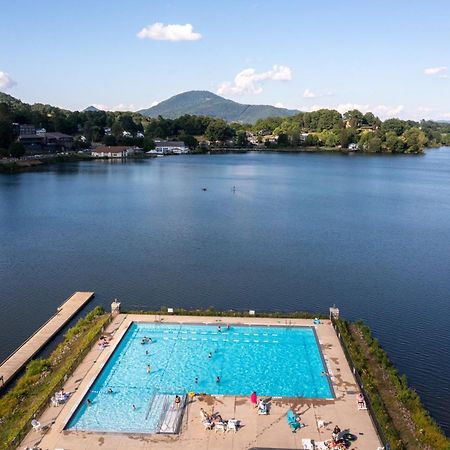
[1,93,449,157]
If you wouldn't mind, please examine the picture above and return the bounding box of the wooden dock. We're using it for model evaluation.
[0,291,94,389]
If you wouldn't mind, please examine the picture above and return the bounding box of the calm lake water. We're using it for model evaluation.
[1,149,450,435]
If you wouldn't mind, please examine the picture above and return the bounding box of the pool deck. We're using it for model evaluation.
[21,314,382,449]
[0,291,94,390]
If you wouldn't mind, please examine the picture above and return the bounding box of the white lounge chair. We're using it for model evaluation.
[227,419,239,433]
[302,438,315,449]
[31,419,41,432]
[257,401,268,415]
[215,421,227,433]
[315,442,328,450]
[202,419,213,430]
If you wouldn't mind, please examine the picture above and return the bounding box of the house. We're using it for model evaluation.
[19,124,36,136]
[299,133,309,143]
[122,131,132,138]
[36,128,46,135]
[348,143,359,151]
[150,140,189,155]
[19,132,74,153]
[136,131,144,138]
[104,127,112,136]
[91,146,137,158]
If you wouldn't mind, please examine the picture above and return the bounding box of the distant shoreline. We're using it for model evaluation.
[1,146,445,174]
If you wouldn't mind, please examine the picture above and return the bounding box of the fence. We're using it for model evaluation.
[330,315,390,450]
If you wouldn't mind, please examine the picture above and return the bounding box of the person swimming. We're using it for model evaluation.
[216,376,220,383]
[147,364,151,374]
[107,388,113,394]
[195,376,198,384]
[208,352,212,359]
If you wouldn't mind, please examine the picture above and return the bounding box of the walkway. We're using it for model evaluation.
[0,291,94,389]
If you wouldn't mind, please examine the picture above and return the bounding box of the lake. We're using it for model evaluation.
[1,149,449,435]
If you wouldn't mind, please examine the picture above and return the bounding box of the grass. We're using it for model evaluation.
[0,306,111,450]
[124,306,327,320]
[335,318,450,450]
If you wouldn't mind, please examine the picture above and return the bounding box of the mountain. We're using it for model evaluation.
[138,90,299,123]
[83,105,101,112]
[0,91,24,107]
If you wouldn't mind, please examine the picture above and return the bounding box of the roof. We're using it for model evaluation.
[45,132,73,139]
[155,141,186,147]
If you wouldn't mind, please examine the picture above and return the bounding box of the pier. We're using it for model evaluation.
[0,291,94,389]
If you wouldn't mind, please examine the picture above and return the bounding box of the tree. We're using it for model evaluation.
[0,120,15,149]
[180,134,198,149]
[205,119,234,143]
[9,141,26,158]
[102,135,117,146]
[403,127,427,153]
[343,110,364,128]
[381,118,408,136]
[367,136,382,153]
[111,120,123,138]
[277,133,289,147]
[304,134,319,146]
[236,131,248,148]
[143,136,155,151]
[385,131,404,153]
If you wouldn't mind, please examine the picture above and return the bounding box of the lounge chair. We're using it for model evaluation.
[31,419,41,432]
[315,442,328,450]
[51,396,59,407]
[257,401,268,415]
[302,438,315,449]
[227,419,240,433]
[202,419,213,430]
[215,421,227,433]
[287,409,301,432]
[357,394,367,410]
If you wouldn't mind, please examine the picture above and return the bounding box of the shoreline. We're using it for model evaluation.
[1,146,441,174]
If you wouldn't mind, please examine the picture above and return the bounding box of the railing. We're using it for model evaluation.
[330,315,390,450]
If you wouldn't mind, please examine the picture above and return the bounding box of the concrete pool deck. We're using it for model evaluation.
[21,314,382,449]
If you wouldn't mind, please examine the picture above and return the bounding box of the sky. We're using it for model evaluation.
[0,0,449,120]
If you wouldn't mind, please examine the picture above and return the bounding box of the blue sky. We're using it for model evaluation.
[0,0,449,120]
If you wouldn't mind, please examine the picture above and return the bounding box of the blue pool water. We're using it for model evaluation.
[67,322,332,433]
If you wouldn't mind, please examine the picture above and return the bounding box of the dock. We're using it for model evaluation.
[0,291,94,389]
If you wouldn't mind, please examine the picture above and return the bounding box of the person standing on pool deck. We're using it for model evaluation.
[250,391,257,408]
[174,395,181,409]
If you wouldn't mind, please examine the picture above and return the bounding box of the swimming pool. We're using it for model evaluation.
[67,322,332,433]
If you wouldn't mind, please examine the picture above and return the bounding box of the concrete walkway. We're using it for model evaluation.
[21,315,382,450]
[0,291,94,389]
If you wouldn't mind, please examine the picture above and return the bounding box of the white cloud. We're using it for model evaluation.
[0,71,16,90]
[217,65,292,96]
[91,103,139,112]
[424,66,448,76]
[302,89,333,99]
[303,89,316,98]
[137,23,201,41]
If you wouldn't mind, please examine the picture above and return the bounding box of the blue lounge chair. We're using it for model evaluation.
[287,409,301,432]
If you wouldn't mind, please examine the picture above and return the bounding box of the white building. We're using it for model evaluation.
[149,140,189,155]
[91,146,137,158]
